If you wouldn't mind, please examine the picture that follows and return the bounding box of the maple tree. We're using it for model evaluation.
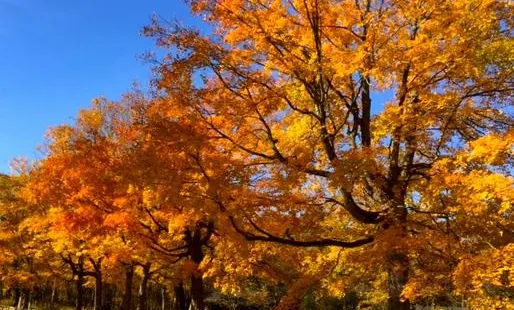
[143,0,514,308]
[23,99,131,310]
[0,0,512,309]
[0,162,62,309]
[21,94,241,309]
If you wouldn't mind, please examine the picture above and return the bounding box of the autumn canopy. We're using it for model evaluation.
[0,0,513,309]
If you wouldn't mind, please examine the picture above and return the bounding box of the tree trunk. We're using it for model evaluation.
[172,282,187,310]
[15,289,30,310]
[387,208,410,310]
[50,281,57,309]
[137,263,151,310]
[15,295,21,310]
[94,272,103,310]
[360,74,372,147]
[22,290,30,310]
[187,224,209,310]
[387,253,410,310]
[190,274,204,310]
[16,290,24,310]
[76,274,85,310]
[13,288,21,308]
[161,287,167,310]
[121,264,134,310]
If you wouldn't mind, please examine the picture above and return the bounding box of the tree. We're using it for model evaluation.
[23,94,239,309]
[24,99,141,310]
[144,0,513,308]
[0,163,58,309]
[0,1,511,307]
[115,93,234,309]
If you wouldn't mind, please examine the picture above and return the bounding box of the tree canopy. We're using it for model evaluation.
[0,0,512,309]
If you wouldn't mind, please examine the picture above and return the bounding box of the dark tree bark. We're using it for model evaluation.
[93,272,103,310]
[137,263,151,310]
[85,258,105,310]
[12,288,21,308]
[50,281,57,307]
[21,289,30,310]
[387,257,410,310]
[187,223,210,310]
[360,74,372,147]
[172,282,187,310]
[76,273,85,310]
[386,207,411,310]
[121,264,134,310]
[60,254,90,310]
[15,289,27,310]
[189,274,204,310]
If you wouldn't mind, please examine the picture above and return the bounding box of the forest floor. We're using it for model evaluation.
[0,300,78,310]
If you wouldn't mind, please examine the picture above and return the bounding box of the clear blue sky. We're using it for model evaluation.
[0,0,199,172]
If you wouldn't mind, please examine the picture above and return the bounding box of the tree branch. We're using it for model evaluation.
[229,216,374,248]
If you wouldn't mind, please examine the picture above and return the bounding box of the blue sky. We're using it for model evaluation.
[0,0,395,174]
[0,0,199,172]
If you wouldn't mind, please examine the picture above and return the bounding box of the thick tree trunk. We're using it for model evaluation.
[15,294,22,310]
[187,223,211,310]
[387,208,410,310]
[13,288,21,308]
[21,290,30,310]
[172,282,187,310]
[16,289,28,310]
[387,254,410,310]
[137,263,151,310]
[94,272,103,310]
[190,238,204,309]
[121,264,134,310]
[76,274,85,310]
[189,274,204,310]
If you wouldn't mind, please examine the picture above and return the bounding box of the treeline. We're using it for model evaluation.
[1,0,513,309]
[0,280,179,310]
